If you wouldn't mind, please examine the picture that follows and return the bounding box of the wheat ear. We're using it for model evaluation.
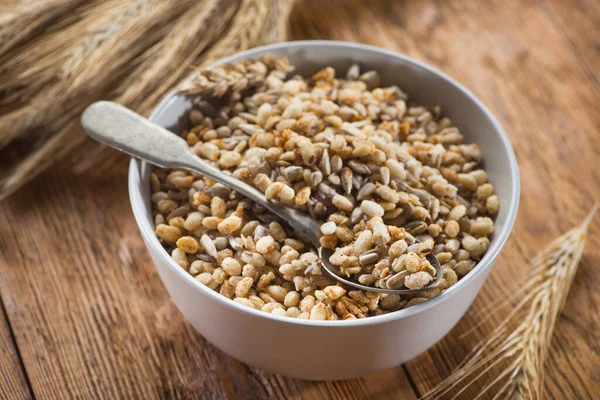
[421,204,598,400]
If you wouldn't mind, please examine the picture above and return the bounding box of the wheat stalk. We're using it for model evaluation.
[116,0,239,111]
[60,0,161,77]
[71,0,288,173]
[261,0,295,44]
[197,0,271,67]
[0,0,294,200]
[9,0,193,145]
[67,0,240,173]
[0,0,186,149]
[0,0,109,108]
[421,204,598,400]
[0,0,88,56]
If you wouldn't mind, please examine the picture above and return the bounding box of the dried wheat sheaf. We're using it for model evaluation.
[421,204,598,400]
[0,0,295,200]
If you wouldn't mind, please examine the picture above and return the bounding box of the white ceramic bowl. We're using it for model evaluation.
[128,41,519,380]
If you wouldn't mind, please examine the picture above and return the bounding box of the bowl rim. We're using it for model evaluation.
[128,40,520,327]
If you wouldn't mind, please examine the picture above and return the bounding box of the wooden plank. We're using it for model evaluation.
[0,164,417,399]
[291,0,600,398]
[542,0,600,85]
[0,300,32,400]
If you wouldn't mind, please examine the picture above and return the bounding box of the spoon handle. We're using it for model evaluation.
[81,101,322,246]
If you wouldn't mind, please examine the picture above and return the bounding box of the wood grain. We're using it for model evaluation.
[0,300,31,400]
[0,0,598,398]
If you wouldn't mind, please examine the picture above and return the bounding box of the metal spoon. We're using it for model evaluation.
[81,101,442,294]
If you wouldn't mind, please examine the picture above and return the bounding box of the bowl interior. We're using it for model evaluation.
[130,40,520,324]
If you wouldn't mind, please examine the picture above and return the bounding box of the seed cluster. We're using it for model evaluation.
[152,57,499,320]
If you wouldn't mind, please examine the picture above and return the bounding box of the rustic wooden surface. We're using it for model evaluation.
[1,0,599,398]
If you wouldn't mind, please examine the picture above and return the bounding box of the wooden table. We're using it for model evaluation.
[1,0,599,398]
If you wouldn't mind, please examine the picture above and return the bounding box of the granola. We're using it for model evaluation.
[151,57,499,319]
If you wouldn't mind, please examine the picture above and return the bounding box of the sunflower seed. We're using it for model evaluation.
[330,155,343,173]
[229,237,244,251]
[340,122,363,137]
[318,182,337,198]
[238,123,262,135]
[358,70,380,89]
[380,166,390,186]
[351,207,364,224]
[357,182,376,201]
[201,235,218,258]
[207,183,231,199]
[320,149,331,175]
[346,63,360,80]
[327,174,341,186]
[348,160,371,175]
[405,221,428,235]
[341,168,353,195]
[307,170,323,188]
[359,252,379,266]
[166,205,191,221]
[386,270,410,289]
[282,166,303,182]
